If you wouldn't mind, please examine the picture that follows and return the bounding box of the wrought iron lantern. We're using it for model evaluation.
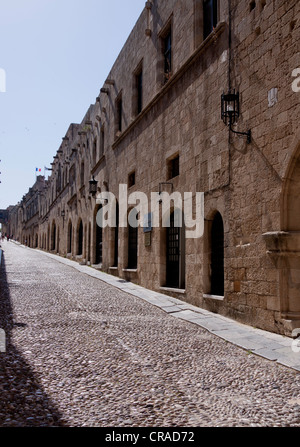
[89,176,98,196]
[221,89,251,144]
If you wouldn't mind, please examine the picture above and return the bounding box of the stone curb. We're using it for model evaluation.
[13,244,300,373]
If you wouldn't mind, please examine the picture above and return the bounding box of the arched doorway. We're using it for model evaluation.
[113,201,119,267]
[210,212,224,296]
[77,219,83,256]
[51,221,56,251]
[128,226,137,269]
[56,226,60,253]
[67,221,72,254]
[95,206,103,265]
[87,222,91,263]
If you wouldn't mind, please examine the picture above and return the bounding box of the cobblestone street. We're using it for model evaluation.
[0,241,300,427]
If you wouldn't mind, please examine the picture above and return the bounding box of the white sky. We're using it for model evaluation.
[0,0,144,208]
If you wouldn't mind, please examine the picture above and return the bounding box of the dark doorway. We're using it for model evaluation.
[68,222,72,254]
[113,202,119,267]
[166,210,185,289]
[128,225,137,269]
[96,208,103,264]
[87,222,91,263]
[211,212,224,296]
[127,208,138,269]
[51,223,56,251]
[78,220,83,256]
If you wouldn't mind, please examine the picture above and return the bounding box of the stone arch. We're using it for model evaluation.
[281,138,300,231]
[267,136,300,333]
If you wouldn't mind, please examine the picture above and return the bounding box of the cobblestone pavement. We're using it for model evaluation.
[0,241,300,427]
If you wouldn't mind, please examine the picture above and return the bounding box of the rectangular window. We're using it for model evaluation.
[136,69,143,115]
[203,0,218,39]
[100,125,105,157]
[168,155,179,179]
[128,171,136,188]
[115,94,123,135]
[133,62,143,117]
[163,28,172,83]
[93,138,97,166]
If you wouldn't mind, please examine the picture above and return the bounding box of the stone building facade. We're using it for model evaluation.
[5,0,300,336]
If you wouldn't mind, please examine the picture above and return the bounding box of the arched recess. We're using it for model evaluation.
[94,205,103,265]
[263,135,300,333]
[210,212,224,296]
[281,139,300,231]
[56,226,60,253]
[51,220,56,251]
[67,220,73,254]
[47,224,50,251]
[203,209,224,297]
[77,219,83,256]
[113,201,119,267]
[87,222,91,263]
[127,207,138,270]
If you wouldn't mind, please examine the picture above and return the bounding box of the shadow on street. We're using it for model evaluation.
[0,251,64,427]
